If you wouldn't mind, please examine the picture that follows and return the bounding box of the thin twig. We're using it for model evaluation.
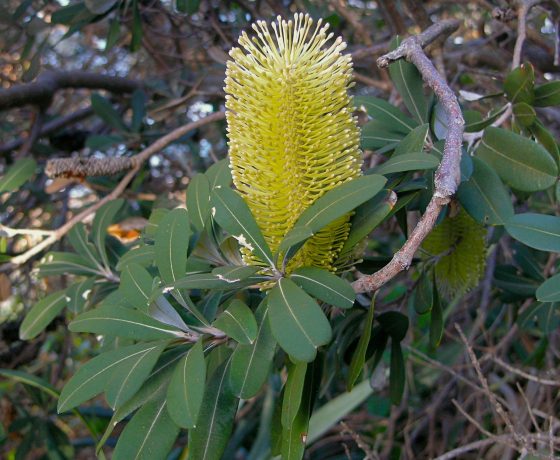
[434,432,558,460]
[490,355,560,386]
[16,109,45,160]
[455,323,528,449]
[339,421,379,460]
[513,0,543,69]
[1,111,225,270]
[353,20,463,294]
[516,382,540,433]
[451,398,559,459]
[462,1,543,143]
[0,107,93,155]
[0,225,55,238]
[452,399,495,438]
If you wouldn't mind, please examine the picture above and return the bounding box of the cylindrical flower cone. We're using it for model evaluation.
[225,13,362,272]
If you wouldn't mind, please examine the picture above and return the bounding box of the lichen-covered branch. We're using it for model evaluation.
[353,20,463,294]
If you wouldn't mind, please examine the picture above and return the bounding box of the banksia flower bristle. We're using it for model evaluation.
[225,13,362,271]
[421,207,487,296]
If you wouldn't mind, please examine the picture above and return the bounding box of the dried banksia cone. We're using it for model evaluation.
[421,206,487,296]
[225,13,362,271]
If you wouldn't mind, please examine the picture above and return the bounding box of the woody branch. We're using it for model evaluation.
[353,19,464,294]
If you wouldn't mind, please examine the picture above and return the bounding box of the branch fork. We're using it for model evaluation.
[353,19,464,293]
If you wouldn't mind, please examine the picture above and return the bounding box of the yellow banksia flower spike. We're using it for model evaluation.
[225,13,362,272]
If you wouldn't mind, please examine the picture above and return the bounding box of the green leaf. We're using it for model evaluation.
[0,158,36,192]
[429,281,444,348]
[144,208,170,238]
[66,278,95,314]
[149,295,190,331]
[280,359,321,460]
[432,101,450,140]
[534,81,560,107]
[38,252,101,277]
[19,290,67,340]
[389,340,405,405]
[211,186,274,266]
[97,347,189,451]
[339,189,395,256]
[188,358,238,460]
[457,157,514,225]
[505,213,560,252]
[58,342,170,413]
[130,89,146,132]
[229,300,276,399]
[464,106,509,133]
[187,174,211,232]
[307,380,373,444]
[51,3,88,24]
[413,270,433,315]
[389,37,429,123]
[476,127,557,192]
[460,150,474,182]
[105,341,168,409]
[347,295,375,391]
[175,0,187,13]
[205,159,232,190]
[360,120,404,149]
[120,263,153,311]
[211,265,261,282]
[105,18,120,51]
[213,299,257,344]
[276,226,314,267]
[536,274,560,302]
[394,124,429,155]
[86,134,125,150]
[67,223,102,269]
[377,311,409,342]
[0,369,59,399]
[175,0,200,13]
[504,63,535,104]
[84,0,117,14]
[354,95,417,134]
[268,278,332,362]
[494,267,538,297]
[173,272,265,290]
[373,153,439,175]
[281,407,308,460]
[513,102,536,127]
[166,340,206,429]
[290,175,387,235]
[281,361,307,429]
[112,399,179,460]
[530,121,560,164]
[290,267,355,309]
[91,93,128,132]
[69,305,184,340]
[518,302,560,335]
[116,245,155,270]
[130,0,143,52]
[155,208,191,284]
[92,199,124,269]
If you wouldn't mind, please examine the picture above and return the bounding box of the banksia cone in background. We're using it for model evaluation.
[225,13,362,272]
[421,206,487,296]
